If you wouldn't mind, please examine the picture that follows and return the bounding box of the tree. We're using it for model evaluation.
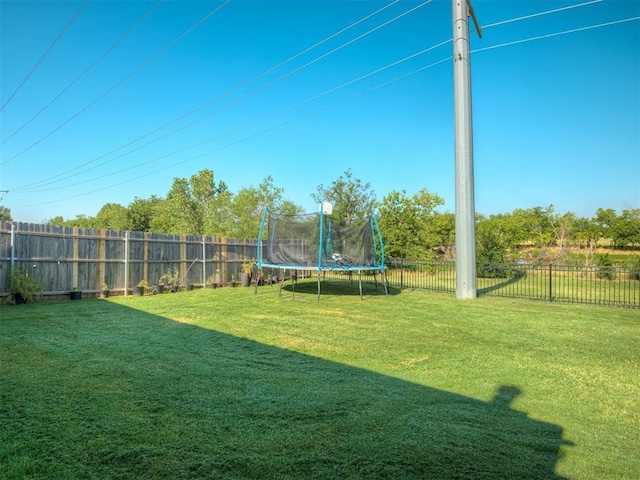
[224,176,302,238]
[95,203,129,230]
[54,214,96,228]
[0,205,11,221]
[516,205,556,248]
[46,216,67,226]
[476,212,527,252]
[127,196,163,232]
[572,216,600,265]
[155,169,228,235]
[552,211,578,259]
[377,188,444,259]
[476,220,510,278]
[431,211,456,260]
[593,208,617,244]
[312,169,376,226]
[611,208,640,248]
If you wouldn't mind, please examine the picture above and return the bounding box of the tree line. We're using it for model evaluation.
[1,168,638,264]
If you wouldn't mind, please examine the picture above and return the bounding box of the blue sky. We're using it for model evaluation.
[1,0,638,224]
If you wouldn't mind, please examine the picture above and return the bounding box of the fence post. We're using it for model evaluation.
[124,232,129,296]
[400,257,404,288]
[202,236,206,287]
[97,229,106,293]
[549,263,553,302]
[72,227,79,289]
[180,234,187,286]
[221,237,227,284]
[143,232,149,285]
[10,223,15,271]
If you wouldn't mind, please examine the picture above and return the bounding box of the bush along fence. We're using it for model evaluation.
[383,258,640,308]
[0,222,257,298]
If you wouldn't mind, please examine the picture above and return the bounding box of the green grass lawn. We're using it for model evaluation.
[1,280,638,479]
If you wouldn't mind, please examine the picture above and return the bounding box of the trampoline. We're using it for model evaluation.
[256,203,387,299]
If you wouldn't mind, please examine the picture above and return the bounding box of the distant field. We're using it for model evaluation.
[1,285,638,479]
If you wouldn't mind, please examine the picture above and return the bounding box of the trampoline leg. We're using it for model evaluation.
[317,274,321,300]
[278,269,285,298]
[254,268,260,294]
[358,270,363,300]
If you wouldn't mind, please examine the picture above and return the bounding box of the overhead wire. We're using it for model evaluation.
[473,16,640,54]
[12,12,637,199]
[9,0,430,192]
[1,0,164,145]
[0,0,230,167]
[0,0,90,112]
[15,0,604,192]
[16,39,452,195]
[8,0,401,192]
[482,0,603,30]
[13,54,453,207]
[8,3,637,206]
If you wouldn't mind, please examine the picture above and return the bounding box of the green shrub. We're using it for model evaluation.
[476,229,510,278]
[595,253,614,280]
[6,268,44,303]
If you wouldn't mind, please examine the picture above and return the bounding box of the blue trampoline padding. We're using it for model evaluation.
[258,262,384,272]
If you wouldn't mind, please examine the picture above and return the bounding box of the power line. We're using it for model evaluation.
[9,0,428,192]
[13,14,639,199]
[8,8,638,206]
[0,0,230,167]
[12,55,452,207]
[473,16,640,55]
[16,39,451,195]
[482,0,603,30]
[0,0,90,112]
[1,0,164,145]
[8,0,400,193]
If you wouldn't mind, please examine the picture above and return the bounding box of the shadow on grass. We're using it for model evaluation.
[478,269,527,297]
[275,276,400,299]
[1,300,571,479]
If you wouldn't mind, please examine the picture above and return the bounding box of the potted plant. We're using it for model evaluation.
[240,260,256,287]
[135,279,148,296]
[69,286,82,300]
[206,275,218,289]
[7,268,43,304]
[159,267,180,293]
[101,282,110,298]
[228,274,236,288]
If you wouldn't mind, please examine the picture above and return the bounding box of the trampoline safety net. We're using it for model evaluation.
[257,208,385,272]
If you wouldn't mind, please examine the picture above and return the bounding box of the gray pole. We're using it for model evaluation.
[452,0,477,299]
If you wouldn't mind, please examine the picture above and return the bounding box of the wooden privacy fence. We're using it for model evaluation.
[0,222,257,297]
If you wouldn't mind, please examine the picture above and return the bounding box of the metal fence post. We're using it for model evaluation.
[10,223,15,271]
[549,263,553,302]
[124,232,129,296]
[202,237,207,287]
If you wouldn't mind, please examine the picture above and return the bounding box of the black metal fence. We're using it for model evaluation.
[383,259,640,308]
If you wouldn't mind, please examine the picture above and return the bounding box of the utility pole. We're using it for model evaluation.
[452,0,481,299]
